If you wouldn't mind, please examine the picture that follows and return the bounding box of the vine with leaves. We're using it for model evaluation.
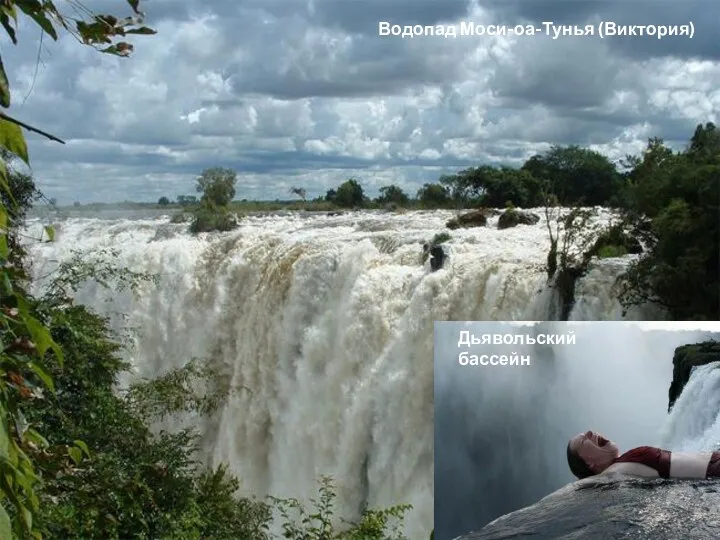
[0,1,155,537]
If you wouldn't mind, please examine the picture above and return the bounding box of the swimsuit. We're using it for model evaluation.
[603,446,720,478]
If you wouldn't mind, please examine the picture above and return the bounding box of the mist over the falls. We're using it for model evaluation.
[25,210,666,539]
[434,322,720,540]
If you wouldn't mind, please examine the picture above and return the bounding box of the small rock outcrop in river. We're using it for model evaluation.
[429,245,446,271]
[497,209,540,229]
[446,210,488,230]
[422,243,447,271]
[457,475,720,540]
[668,341,720,411]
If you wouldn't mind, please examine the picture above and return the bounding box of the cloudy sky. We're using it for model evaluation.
[3,0,719,203]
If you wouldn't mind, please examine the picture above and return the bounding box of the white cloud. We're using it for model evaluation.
[1,0,716,203]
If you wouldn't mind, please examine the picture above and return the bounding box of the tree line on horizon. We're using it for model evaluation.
[159,123,717,214]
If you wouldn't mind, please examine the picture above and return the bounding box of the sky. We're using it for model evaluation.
[3,0,719,204]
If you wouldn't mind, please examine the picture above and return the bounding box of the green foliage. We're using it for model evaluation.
[272,476,411,540]
[376,185,409,206]
[416,183,450,207]
[542,199,606,319]
[585,224,641,260]
[196,167,237,208]
[438,166,543,208]
[522,145,621,206]
[189,207,239,234]
[431,232,451,245]
[596,245,628,258]
[0,119,28,164]
[334,179,364,208]
[157,196,170,205]
[42,248,159,309]
[125,358,244,421]
[23,302,270,539]
[189,168,240,233]
[0,150,41,267]
[176,195,198,206]
[617,123,719,319]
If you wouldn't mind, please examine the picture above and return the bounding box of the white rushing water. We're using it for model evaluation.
[24,208,664,538]
[662,361,720,452]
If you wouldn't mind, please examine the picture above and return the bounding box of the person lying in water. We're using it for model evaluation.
[567,430,720,479]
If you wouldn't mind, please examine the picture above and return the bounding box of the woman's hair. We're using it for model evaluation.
[567,442,594,479]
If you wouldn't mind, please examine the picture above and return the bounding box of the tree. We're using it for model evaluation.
[416,183,451,207]
[481,167,543,208]
[334,178,364,208]
[376,185,409,205]
[618,127,719,319]
[688,122,720,159]
[196,168,237,208]
[158,196,170,205]
[289,186,307,201]
[439,167,493,206]
[522,145,621,206]
[177,195,198,206]
[0,2,156,537]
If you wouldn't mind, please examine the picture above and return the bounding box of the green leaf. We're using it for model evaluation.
[0,503,11,540]
[73,439,90,458]
[100,43,133,56]
[0,13,17,44]
[0,118,28,165]
[0,415,10,461]
[125,26,156,35]
[0,162,18,210]
[21,313,52,358]
[0,208,7,260]
[68,446,81,465]
[2,270,12,294]
[1,4,17,21]
[24,429,48,449]
[0,56,9,108]
[127,0,141,13]
[43,224,55,242]
[27,361,54,393]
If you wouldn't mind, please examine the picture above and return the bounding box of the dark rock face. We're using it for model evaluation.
[457,475,720,540]
[497,209,540,230]
[423,243,447,271]
[430,245,446,271]
[668,341,720,411]
[446,210,488,230]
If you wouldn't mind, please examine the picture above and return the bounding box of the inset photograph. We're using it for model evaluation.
[435,321,720,540]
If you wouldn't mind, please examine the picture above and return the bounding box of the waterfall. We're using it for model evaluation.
[25,209,664,538]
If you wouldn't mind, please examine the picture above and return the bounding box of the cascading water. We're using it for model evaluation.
[434,322,720,540]
[661,361,720,452]
[25,209,664,539]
